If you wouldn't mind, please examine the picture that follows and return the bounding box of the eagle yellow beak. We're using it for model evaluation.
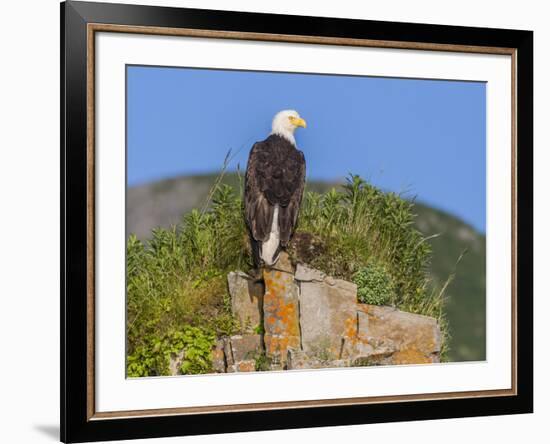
[290,116,307,128]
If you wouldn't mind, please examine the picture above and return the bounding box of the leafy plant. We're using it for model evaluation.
[252,351,272,371]
[253,323,265,335]
[126,326,215,377]
[177,326,216,375]
[354,263,395,306]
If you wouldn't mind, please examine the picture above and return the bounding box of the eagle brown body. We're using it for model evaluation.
[244,133,306,266]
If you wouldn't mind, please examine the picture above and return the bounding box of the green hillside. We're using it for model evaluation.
[127,172,486,362]
[414,204,486,362]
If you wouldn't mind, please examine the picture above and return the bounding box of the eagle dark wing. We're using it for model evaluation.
[278,150,305,246]
[244,136,306,247]
[244,141,274,243]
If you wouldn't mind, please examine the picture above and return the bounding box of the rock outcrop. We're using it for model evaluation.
[227,271,264,332]
[207,335,261,374]
[296,263,358,361]
[262,253,301,368]
[209,252,441,373]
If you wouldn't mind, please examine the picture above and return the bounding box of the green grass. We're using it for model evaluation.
[126,184,246,377]
[126,174,451,376]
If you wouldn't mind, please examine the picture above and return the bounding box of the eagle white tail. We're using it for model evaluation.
[260,205,280,266]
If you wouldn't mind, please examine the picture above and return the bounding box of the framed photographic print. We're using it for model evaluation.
[61,1,533,442]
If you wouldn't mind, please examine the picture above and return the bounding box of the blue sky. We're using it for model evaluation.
[127,66,486,232]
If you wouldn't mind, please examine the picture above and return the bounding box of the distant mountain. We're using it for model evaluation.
[127,173,485,362]
[414,204,486,362]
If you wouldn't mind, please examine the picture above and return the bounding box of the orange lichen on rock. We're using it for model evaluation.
[344,315,358,341]
[235,360,256,372]
[262,253,301,365]
[264,335,300,359]
[392,347,432,365]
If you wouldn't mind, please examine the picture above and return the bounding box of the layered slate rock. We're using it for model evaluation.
[211,339,226,373]
[225,261,442,372]
[349,305,441,365]
[168,350,186,376]
[208,335,262,374]
[229,334,262,363]
[227,271,263,332]
[295,263,358,361]
[286,349,349,370]
[225,334,262,373]
[262,253,301,367]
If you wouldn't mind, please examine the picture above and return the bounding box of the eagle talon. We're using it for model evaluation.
[247,268,264,282]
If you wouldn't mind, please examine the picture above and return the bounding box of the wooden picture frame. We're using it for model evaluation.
[61,1,533,442]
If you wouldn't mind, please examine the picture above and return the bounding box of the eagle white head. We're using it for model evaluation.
[271,109,307,146]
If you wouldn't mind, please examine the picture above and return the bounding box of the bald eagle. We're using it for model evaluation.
[244,110,307,267]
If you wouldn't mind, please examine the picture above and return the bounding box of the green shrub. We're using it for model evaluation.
[354,263,395,306]
[177,326,216,375]
[127,326,215,377]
